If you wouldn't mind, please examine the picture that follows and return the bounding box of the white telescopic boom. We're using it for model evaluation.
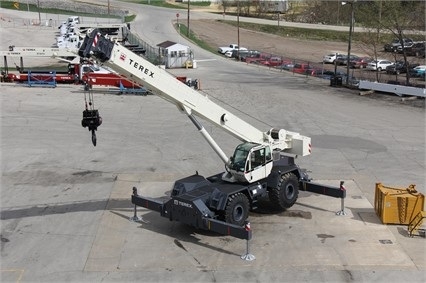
[78,30,311,157]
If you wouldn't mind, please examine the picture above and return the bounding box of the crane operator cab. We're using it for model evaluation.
[226,142,273,183]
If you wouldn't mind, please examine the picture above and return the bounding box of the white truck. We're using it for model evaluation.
[58,16,80,35]
[218,43,247,54]
[77,29,345,240]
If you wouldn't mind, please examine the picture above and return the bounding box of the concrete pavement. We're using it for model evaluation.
[1,75,424,282]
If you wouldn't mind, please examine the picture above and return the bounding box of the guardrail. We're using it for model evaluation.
[26,71,56,87]
[223,50,426,93]
[359,80,426,97]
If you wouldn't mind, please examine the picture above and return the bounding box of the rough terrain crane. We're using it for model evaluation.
[78,29,345,240]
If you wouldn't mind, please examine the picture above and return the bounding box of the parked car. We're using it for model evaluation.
[278,63,295,70]
[315,70,358,86]
[405,42,425,57]
[384,38,413,52]
[224,50,233,58]
[292,63,315,74]
[230,49,249,60]
[224,48,248,58]
[366,60,394,71]
[322,52,341,64]
[245,53,269,64]
[218,44,247,54]
[335,55,359,66]
[349,57,373,69]
[334,54,346,65]
[396,41,416,53]
[409,65,426,78]
[311,70,345,80]
[239,50,261,61]
[385,61,419,75]
[262,56,284,67]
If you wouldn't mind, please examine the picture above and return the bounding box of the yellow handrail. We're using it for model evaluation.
[408,211,426,237]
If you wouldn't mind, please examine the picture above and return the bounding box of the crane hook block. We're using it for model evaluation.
[81,109,102,146]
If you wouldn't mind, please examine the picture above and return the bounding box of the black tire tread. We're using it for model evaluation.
[224,193,249,226]
[269,172,299,211]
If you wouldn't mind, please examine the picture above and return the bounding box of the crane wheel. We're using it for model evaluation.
[269,172,299,211]
[224,193,249,226]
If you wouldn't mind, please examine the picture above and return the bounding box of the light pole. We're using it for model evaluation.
[187,0,190,37]
[337,1,340,25]
[345,1,355,86]
[37,0,41,25]
[237,0,240,59]
[176,13,180,37]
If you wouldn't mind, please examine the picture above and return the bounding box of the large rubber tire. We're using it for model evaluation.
[224,193,250,226]
[269,172,299,211]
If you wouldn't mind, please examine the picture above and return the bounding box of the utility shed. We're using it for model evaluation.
[157,41,193,69]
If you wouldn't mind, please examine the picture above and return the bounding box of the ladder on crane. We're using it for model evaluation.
[408,211,426,237]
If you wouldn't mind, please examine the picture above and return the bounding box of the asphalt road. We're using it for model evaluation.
[1,3,425,283]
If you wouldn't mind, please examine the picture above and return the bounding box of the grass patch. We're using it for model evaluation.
[219,20,425,45]
[186,1,212,7]
[220,20,353,42]
[123,0,186,9]
[176,24,217,54]
[122,0,211,9]
[124,14,137,22]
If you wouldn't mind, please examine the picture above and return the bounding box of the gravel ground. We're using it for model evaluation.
[189,18,355,63]
[188,18,425,70]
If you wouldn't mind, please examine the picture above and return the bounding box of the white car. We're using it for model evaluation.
[224,48,247,58]
[224,50,234,57]
[218,44,247,54]
[323,52,341,64]
[366,60,394,71]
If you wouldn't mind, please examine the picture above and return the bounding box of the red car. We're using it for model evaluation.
[245,53,269,64]
[261,56,284,67]
[349,57,373,69]
[292,63,314,74]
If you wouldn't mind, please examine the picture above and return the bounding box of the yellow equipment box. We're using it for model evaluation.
[375,183,424,225]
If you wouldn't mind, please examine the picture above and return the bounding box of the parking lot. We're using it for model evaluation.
[220,47,426,89]
[190,19,425,88]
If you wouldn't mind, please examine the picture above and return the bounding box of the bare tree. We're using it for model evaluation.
[303,0,339,24]
[240,0,252,16]
[220,0,233,15]
[357,0,425,85]
[252,0,267,18]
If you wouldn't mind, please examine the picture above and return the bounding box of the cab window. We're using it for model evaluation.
[251,148,265,169]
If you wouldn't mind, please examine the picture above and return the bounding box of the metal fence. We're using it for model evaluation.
[226,51,425,89]
[125,30,162,65]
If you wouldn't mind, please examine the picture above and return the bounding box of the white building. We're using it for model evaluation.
[157,41,193,69]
